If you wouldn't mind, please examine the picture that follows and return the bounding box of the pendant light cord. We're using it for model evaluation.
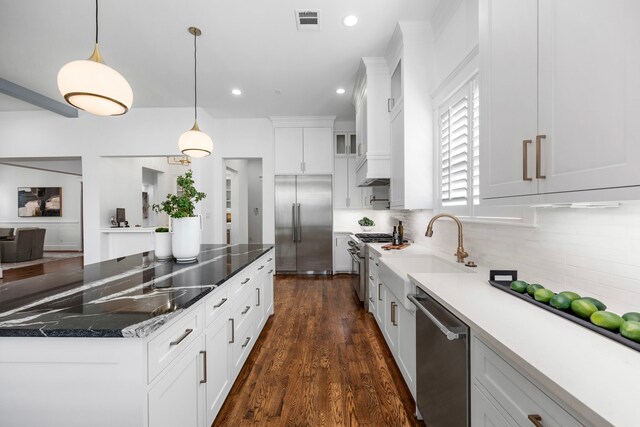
[95,0,99,44]
[193,30,198,121]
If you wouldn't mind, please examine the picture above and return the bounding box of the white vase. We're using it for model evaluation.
[171,216,202,263]
[154,232,172,260]
[360,225,375,232]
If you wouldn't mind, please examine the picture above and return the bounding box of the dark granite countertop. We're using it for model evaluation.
[0,244,273,338]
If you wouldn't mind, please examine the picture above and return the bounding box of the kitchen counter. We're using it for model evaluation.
[388,246,640,427]
[0,244,273,338]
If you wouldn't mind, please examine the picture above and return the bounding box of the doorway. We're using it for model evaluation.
[224,159,263,245]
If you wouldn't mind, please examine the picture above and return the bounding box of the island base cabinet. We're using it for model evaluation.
[205,311,232,427]
[397,305,416,398]
[471,382,512,427]
[148,335,206,427]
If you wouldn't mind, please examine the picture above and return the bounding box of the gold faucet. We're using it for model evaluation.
[425,213,469,263]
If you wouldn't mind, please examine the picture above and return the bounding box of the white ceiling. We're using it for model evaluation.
[0,0,438,120]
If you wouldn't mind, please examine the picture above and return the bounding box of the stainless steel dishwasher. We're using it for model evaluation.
[408,287,469,427]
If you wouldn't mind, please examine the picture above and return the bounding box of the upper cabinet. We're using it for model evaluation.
[334,131,365,209]
[480,0,640,203]
[352,58,391,186]
[272,117,335,175]
[385,22,435,209]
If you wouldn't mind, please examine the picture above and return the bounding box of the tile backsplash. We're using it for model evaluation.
[339,203,640,312]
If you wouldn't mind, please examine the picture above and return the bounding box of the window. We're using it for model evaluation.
[439,76,479,210]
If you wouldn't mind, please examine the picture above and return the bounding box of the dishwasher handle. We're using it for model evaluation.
[408,294,466,341]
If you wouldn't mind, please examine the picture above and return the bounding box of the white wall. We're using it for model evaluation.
[0,164,82,251]
[225,159,248,244]
[247,159,263,244]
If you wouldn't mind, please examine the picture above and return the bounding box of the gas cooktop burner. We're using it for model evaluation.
[354,233,395,243]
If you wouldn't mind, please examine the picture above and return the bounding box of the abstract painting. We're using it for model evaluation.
[18,187,62,217]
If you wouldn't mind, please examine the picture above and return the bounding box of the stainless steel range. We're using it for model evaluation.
[348,233,397,309]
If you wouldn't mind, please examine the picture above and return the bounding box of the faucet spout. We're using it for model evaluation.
[425,213,469,263]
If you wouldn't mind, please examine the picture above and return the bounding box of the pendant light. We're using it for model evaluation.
[57,0,133,116]
[178,27,213,158]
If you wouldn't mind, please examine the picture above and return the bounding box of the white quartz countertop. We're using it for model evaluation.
[394,246,640,427]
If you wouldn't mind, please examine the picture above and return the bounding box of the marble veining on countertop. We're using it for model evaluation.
[0,244,273,338]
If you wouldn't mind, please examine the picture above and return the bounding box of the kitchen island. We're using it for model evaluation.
[0,244,275,427]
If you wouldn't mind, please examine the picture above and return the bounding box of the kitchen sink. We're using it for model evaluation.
[379,255,475,310]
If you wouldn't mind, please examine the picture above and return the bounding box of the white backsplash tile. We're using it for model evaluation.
[342,202,640,312]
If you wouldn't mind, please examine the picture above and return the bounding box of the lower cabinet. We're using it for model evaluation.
[148,336,206,427]
[333,233,353,273]
[205,310,232,426]
[383,287,399,354]
[471,382,512,427]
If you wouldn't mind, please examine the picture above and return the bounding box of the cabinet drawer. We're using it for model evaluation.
[148,306,204,383]
[204,288,230,327]
[472,336,583,427]
[232,286,256,335]
[231,310,257,372]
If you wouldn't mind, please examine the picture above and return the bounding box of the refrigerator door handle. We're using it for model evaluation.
[291,203,297,242]
[297,203,302,242]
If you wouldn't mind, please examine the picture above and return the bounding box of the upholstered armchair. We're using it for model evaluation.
[0,228,46,263]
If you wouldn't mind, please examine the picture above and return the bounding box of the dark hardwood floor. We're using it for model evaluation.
[0,256,84,284]
[214,274,424,427]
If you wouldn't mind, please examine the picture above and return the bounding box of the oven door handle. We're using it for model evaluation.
[408,294,465,341]
[348,249,361,264]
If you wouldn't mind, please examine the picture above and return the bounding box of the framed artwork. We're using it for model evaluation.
[18,187,62,217]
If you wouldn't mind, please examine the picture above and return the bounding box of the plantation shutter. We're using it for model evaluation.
[440,90,470,206]
[472,78,480,205]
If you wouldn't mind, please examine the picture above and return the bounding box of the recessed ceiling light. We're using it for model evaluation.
[336,88,346,95]
[232,89,242,96]
[343,15,358,27]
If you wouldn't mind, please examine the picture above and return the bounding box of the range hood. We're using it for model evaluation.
[358,178,389,187]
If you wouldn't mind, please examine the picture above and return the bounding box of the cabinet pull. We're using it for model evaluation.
[369,297,374,303]
[535,134,546,179]
[268,269,274,274]
[387,98,394,112]
[241,336,251,348]
[369,256,373,260]
[213,298,227,308]
[241,305,251,315]
[256,288,261,307]
[169,328,193,346]
[378,283,382,301]
[375,263,379,267]
[199,351,207,384]
[527,414,544,427]
[522,140,533,181]
[257,265,265,270]
[229,318,235,343]
[391,302,398,326]
[268,257,273,261]
[241,277,250,285]
[369,275,374,281]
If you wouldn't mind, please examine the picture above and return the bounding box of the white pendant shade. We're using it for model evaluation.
[179,122,213,158]
[57,45,133,116]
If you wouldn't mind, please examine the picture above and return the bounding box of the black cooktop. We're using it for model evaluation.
[355,233,394,243]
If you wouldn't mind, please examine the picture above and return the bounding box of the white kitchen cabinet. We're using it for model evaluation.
[385,23,434,209]
[334,154,365,209]
[273,118,334,175]
[471,334,586,427]
[382,285,399,354]
[255,266,267,332]
[480,0,640,202]
[333,233,352,273]
[265,257,275,316]
[335,132,357,156]
[149,336,206,427]
[471,382,512,427]
[397,304,415,397]
[204,311,231,427]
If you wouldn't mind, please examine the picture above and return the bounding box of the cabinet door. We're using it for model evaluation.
[333,234,352,273]
[479,0,539,199]
[357,93,368,162]
[335,133,347,155]
[303,128,333,174]
[471,382,512,427]
[347,156,363,208]
[383,286,399,354]
[149,336,205,427]
[255,268,267,332]
[397,306,416,398]
[205,314,232,426]
[537,0,640,194]
[274,128,303,174]
[265,262,275,316]
[390,106,405,208]
[374,280,384,327]
[333,157,348,209]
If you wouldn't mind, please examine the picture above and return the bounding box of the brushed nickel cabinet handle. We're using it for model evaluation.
[229,318,235,343]
[369,256,373,260]
[536,134,546,179]
[523,140,533,181]
[268,257,273,261]
[391,302,398,326]
[369,297,374,303]
[388,98,394,112]
[527,414,544,427]
[241,305,251,315]
[213,298,227,308]
[369,275,374,281]
[375,263,379,267]
[242,278,250,285]
[378,283,382,301]
[199,351,207,384]
[268,269,274,274]
[241,336,251,348]
[257,265,265,270]
[169,328,193,346]
[256,288,261,307]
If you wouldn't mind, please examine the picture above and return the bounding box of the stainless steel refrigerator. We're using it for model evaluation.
[275,175,332,274]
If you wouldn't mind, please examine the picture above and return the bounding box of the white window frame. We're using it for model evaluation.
[432,53,535,226]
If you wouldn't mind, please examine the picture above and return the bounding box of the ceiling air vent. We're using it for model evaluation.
[295,10,320,31]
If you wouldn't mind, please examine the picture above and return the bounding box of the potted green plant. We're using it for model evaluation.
[153,171,206,263]
[153,227,172,260]
[358,216,375,232]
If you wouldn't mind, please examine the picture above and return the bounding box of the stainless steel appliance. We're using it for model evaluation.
[408,287,469,427]
[348,233,400,308]
[275,175,332,274]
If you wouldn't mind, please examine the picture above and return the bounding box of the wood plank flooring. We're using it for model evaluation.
[0,256,84,284]
[214,274,424,427]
